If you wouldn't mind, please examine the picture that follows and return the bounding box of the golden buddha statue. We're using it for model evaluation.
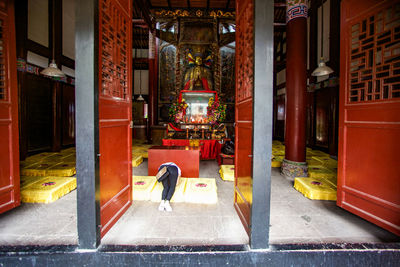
[183,46,213,91]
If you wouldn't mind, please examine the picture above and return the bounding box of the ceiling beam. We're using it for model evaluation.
[187,0,191,8]
[167,0,171,8]
[207,0,210,9]
[134,0,154,30]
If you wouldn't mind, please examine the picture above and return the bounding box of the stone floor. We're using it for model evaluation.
[0,160,398,246]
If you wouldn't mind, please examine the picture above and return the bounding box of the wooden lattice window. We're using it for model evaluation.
[349,3,400,103]
[100,0,129,100]
[0,18,6,101]
[236,0,254,102]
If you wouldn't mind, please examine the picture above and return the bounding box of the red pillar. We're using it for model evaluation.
[281,0,308,178]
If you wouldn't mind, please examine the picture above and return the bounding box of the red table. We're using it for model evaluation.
[148,146,200,178]
[162,139,222,160]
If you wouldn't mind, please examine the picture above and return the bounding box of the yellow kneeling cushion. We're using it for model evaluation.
[294,177,336,201]
[45,163,76,177]
[219,165,234,181]
[21,177,76,203]
[150,178,187,203]
[20,176,47,189]
[132,176,157,201]
[308,166,336,179]
[132,154,143,167]
[185,178,217,204]
[20,162,57,177]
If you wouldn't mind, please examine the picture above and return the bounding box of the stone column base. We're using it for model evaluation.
[281,159,308,178]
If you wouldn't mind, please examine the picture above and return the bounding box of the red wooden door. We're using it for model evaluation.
[0,0,19,214]
[98,0,132,237]
[234,0,254,235]
[338,0,400,236]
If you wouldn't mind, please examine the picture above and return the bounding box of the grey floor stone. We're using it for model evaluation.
[0,160,398,246]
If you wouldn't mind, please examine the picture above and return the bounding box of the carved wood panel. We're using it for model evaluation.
[99,0,129,100]
[0,18,5,101]
[349,2,400,103]
[235,0,253,102]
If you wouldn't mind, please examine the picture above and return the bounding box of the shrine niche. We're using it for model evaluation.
[154,10,235,141]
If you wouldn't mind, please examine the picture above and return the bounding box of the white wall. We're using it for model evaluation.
[28,0,48,47]
[133,70,149,95]
[63,0,75,59]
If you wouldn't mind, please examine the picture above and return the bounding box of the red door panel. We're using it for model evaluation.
[0,0,19,214]
[98,0,132,237]
[338,0,400,236]
[234,0,254,235]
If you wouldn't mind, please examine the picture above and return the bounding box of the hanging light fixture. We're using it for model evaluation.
[312,0,334,77]
[41,0,66,78]
[137,39,145,101]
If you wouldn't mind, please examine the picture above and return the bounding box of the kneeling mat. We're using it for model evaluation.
[294,177,336,201]
[150,178,187,203]
[45,163,76,177]
[21,177,76,203]
[219,165,234,181]
[132,176,157,201]
[132,154,143,167]
[185,178,217,204]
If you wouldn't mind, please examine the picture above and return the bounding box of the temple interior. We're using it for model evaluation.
[0,0,399,247]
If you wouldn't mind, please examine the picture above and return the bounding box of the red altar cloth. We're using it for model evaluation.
[162,139,222,160]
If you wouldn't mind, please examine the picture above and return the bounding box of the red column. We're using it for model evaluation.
[282,0,308,178]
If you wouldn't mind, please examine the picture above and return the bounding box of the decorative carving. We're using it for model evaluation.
[349,3,400,103]
[159,43,176,102]
[99,0,129,100]
[236,0,254,102]
[220,46,235,102]
[281,159,308,178]
[154,9,235,19]
[0,18,5,101]
[286,0,308,23]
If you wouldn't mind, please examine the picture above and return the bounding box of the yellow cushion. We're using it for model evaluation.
[185,178,217,204]
[219,165,234,181]
[45,163,76,177]
[132,154,143,167]
[150,178,187,203]
[294,177,336,201]
[20,162,57,177]
[308,166,336,179]
[24,152,56,163]
[20,176,47,189]
[132,176,157,201]
[21,177,76,203]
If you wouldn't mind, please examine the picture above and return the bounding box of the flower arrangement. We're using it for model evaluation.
[207,97,226,124]
[169,98,188,123]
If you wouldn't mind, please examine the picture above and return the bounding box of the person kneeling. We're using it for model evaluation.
[155,162,181,212]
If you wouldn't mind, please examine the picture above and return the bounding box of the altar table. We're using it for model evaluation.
[162,139,222,160]
[148,146,200,177]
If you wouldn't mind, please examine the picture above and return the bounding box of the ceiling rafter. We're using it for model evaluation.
[206,0,210,9]
[167,0,171,8]
[187,0,191,8]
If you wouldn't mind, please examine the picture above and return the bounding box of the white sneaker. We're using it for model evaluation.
[164,200,172,212]
[158,200,165,211]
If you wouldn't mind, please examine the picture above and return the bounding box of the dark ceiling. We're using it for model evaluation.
[133,0,287,52]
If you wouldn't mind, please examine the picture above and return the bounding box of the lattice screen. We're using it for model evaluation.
[100,0,129,100]
[349,3,400,103]
[236,0,253,102]
[0,18,5,101]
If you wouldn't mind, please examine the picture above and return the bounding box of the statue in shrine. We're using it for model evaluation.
[183,46,213,91]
